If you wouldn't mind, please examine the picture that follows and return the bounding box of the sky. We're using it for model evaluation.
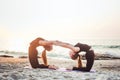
[0,0,120,52]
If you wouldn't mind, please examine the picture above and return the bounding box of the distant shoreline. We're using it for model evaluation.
[0,50,120,60]
[0,54,120,60]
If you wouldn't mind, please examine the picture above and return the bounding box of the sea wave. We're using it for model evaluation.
[0,44,120,59]
[92,45,120,49]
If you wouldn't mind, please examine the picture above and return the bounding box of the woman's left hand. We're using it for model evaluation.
[74,47,80,52]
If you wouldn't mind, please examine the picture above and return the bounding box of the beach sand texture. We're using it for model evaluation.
[0,57,120,80]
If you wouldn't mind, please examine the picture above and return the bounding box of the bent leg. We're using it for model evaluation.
[85,50,95,71]
[29,52,40,68]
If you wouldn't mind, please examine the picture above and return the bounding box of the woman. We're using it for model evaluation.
[28,37,79,69]
[69,43,95,72]
[29,37,54,68]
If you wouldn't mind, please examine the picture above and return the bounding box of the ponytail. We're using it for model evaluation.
[78,55,82,68]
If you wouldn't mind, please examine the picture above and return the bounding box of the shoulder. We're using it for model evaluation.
[30,37,45,46]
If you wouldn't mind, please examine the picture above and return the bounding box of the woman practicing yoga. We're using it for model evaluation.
[28,37,79,69]
[29,37,53,68]
[69,43,95,72]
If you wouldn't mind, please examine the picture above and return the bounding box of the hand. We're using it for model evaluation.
[74,47,80,52]
[69,50,78,60]
[48,65,59,70]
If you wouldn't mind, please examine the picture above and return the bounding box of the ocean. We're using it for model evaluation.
[0,39,120,59]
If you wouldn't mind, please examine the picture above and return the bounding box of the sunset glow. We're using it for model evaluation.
[0,0,120,52]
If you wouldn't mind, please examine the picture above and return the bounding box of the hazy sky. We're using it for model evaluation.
[0,0,120,52]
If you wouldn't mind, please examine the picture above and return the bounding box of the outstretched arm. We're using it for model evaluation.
[51,40,80,52]
[39,40,53,46]
[38,39,80,52]
[41,49,47,66]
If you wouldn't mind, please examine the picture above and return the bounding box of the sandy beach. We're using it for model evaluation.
[0,57,120,80]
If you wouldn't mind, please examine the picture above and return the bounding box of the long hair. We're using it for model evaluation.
[77,55,82,68]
